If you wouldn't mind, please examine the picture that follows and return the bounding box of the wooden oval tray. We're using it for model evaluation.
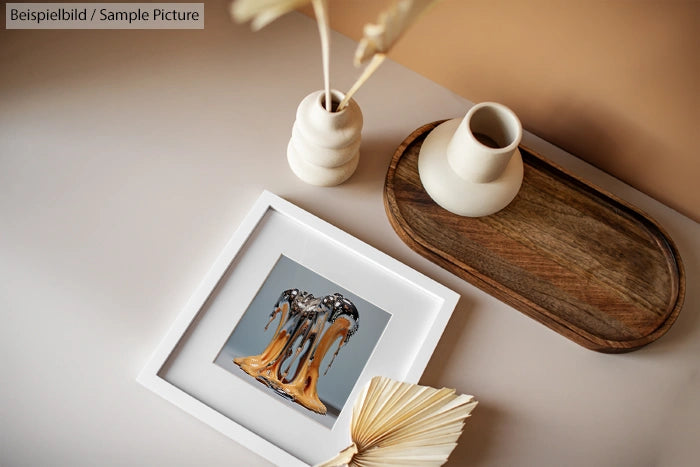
[384,121,685,352]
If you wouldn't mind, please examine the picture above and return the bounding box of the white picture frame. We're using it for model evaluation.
[137,190,459,466]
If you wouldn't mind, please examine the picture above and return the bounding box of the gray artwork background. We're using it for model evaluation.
[215,255,391,427]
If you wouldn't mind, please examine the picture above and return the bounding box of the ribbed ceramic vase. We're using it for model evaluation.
[287,89,363,186]
[418,102,524,217]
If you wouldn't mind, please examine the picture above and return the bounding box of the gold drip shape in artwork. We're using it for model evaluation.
[234,289,359,414]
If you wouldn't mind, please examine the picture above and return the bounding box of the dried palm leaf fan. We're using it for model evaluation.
[316,376,477,467]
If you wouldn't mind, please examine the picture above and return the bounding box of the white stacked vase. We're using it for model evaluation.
[287,90,363,186]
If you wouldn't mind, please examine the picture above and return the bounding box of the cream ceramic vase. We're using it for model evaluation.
[418,102,524,217]
[287,89,363,186]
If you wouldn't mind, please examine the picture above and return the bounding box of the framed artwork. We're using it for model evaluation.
[138,191,459,466]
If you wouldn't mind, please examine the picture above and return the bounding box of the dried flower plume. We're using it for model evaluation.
[338,0,439,110]
[230,0,311,31]
[354,0,440,66]
[232,0,334,110]
[231,0,441,111]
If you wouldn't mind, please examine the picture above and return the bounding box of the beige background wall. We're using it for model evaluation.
[304,0,700,222]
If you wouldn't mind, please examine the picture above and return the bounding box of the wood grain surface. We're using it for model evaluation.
[384,122,686,352]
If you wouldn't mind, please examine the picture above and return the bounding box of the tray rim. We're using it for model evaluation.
[384,121,686,353]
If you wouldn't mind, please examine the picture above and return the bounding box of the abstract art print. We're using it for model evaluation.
[215,255,391,428]
[138,191,459,465]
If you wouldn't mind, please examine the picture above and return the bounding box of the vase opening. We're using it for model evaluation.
[468,105,520,151]
[316,90,344,113]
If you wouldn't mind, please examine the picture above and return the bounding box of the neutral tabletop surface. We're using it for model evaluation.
[2,6,699,467]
